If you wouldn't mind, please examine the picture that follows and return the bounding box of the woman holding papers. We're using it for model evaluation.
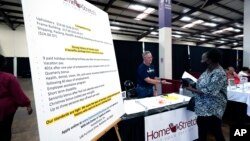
[0,54,33,141]
[184,49,227,141]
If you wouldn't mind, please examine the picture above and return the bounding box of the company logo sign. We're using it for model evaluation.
[63,0,96,15]
[146,118,197,141]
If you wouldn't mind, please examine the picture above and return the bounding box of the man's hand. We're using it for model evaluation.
[161,80,172,85]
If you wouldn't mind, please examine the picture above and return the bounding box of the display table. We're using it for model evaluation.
[119,93,198,141]
[99,94,198,141]
[227,83,250,116]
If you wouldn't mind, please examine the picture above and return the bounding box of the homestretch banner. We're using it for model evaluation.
[21,0,124,141]
[145,107,198,141]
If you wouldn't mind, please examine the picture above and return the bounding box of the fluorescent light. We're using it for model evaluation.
[133,7,155,21]
[212,27,235,34]
[182,8,190,13]
[135,13,148,20]
[233,42,238,45]
[202,22,217,27]
[193,20,204,24]
[181,19,204,29]
[144,7,155,14]
[172,35,182,38]
[128,4,146,11]
[182,23,194,28]
[200,38,206,41]
[150,32,158,35]
[235,34,244,38]
[180,16,192,21]
[212,30,223,34]
[234,29,241,32]
[224,27,234,31]
[110,26,120,30]
[111,21,120,25]
[175,31,186,35]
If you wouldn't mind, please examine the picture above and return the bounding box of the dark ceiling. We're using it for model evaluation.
[0,0,244,48]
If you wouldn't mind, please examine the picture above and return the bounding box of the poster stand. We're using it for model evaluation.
[91,118,122,141]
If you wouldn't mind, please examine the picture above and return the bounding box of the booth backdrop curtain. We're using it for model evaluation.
[172,44,189,79]
[238,50,243,70]
[17,57,31,78]
[113,40,142,90]
[190,46,210,73]
[218,48,237,69]
[2,57,13,74]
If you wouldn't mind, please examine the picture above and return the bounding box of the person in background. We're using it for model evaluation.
[136,51,169,98]
[238,67,249,77]
[226,66,240,84]
[183,49,227,141]
[0,54,33,141]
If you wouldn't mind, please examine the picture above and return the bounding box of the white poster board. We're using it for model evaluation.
[145,107,198,141]
[21,0,124,140]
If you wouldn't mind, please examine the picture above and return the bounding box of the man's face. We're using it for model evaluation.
[144,53,153,65]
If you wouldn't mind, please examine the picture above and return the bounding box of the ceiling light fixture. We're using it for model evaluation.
[212,27,237,34]
[134,7,155,20]
[180,16,192,21]
[235,34,244,38]
[224,27,234,31]
[202,22,217,27]
[233,42,238,45]
[193,20,204,24]
[110,26,120,30]
[182,23,194,28]
[135,13,148,20]
[128,4,146,11]
[172,35,182,38]
[234,29,241,32]
[144,7,155,14]
[181,20,204,29]
[151,32,158,35]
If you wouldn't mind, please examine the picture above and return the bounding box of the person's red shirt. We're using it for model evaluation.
[0,72,31,121]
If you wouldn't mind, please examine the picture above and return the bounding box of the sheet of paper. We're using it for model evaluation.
[123,93,191,115]
[182,71,198,82]
[123,99,146,115]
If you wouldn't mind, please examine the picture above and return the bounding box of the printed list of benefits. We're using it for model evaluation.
[43,56,115,112]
